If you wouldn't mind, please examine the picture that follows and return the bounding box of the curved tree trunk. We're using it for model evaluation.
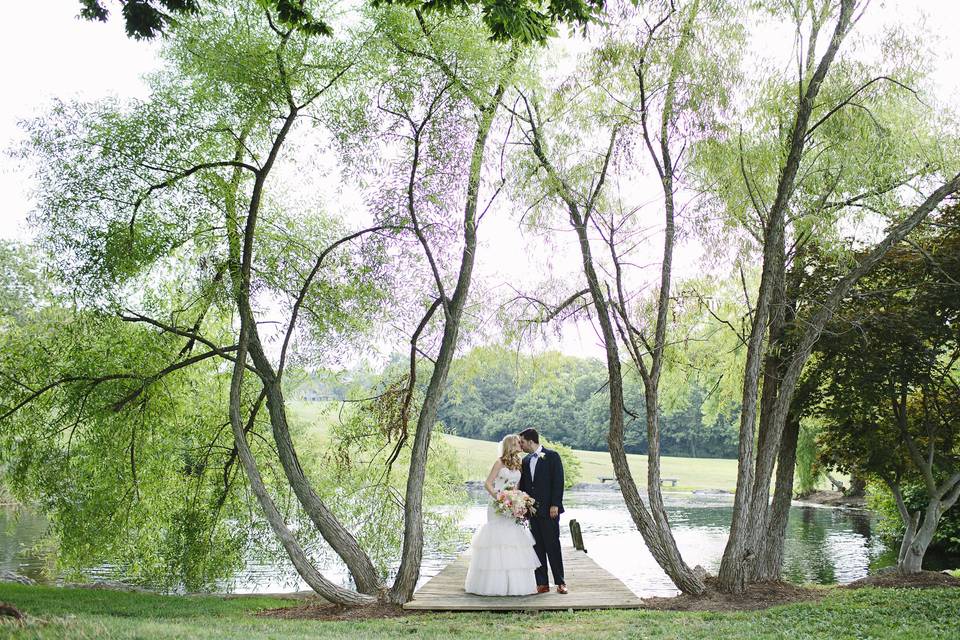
[243,333,386,596]
[227,323,375,605]
[894,489,957,575]
[223,112,385,599]
[524,62,705,591]
[389,81,508,603]
[887,447,960,574]
[573,210,706,595]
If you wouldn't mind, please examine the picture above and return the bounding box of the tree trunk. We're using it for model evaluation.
[389,82,507,603]
[745,224,788,578]
[227,329,375,605]
[892,474,960,574]
[898,512,928,574]
[224,144,386,596]
[899,500,943,575]
[753,414,800,581]
[261,376,385,596]
[571,207,706,595]
[525,67,705,591]
[716,242,778,593]
[846,475,867,498]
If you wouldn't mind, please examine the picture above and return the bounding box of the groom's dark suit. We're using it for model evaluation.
[518,447,565,586]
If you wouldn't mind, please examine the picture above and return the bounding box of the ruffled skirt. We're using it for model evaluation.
[464,505,541,596]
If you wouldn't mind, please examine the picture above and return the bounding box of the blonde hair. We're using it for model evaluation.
[498,434,523,471]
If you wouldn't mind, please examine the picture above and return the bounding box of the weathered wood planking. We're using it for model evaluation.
[403,547,643,611]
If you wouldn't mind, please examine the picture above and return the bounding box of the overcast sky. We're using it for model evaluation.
[2,1,959,358]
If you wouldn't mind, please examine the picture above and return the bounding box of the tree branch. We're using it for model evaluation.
[278,225,395,377]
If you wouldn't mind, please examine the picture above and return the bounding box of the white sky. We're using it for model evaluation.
[2,0,959,359]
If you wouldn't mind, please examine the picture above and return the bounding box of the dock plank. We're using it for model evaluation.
[403,547,643,611]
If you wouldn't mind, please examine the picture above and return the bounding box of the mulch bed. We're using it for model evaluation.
[844,570,960,590]
[257,602,419,621]
[641,579,825,612]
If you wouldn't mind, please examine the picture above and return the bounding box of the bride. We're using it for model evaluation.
[464,434,541,596]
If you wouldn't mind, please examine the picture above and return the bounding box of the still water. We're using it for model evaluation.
[452,489,893,596]
[2,489,904,597]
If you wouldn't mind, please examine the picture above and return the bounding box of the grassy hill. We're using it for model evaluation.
[441,432,739,491]
[289,401,740,492]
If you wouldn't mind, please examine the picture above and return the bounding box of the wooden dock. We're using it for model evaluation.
[403,547,643,611]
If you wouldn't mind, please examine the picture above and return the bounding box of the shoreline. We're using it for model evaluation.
[462,480,735,494]
[462,482,867,508]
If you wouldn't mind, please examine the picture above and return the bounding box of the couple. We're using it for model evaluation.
[464,428,568,596]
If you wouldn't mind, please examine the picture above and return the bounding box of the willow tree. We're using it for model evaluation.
[6,0,602,605]
[343,3,524,601]
[510,0,743,595]
[10,1,391,603]
[688,0,960,591]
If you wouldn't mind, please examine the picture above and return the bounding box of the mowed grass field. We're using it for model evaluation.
[440,433,740,491]
[3,582,959,640]
[289,401,740,492]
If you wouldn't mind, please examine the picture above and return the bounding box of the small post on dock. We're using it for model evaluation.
[569,519,586,553]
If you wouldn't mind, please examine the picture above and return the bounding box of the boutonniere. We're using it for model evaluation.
[536,452,546,460]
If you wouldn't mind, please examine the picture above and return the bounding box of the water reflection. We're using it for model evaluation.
[0,507,49,582]
[0,491,912,597]
[457,490,894,596]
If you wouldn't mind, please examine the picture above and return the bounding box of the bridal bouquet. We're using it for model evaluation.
[493,486,536,525]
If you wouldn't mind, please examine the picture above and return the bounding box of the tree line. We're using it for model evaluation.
[293,347,739,457]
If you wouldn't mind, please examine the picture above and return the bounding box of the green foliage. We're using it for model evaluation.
[794,419,825,497]
[78,0,332,40]
[435,345,739,458]
[78,0,200,39]
[870,481,960,555]
[293,386,466,576]
[808,207,960,487]
[540,438,581,489]
[374,0,603,44]
[0,306,257,591]
[691,1,960,277]
[5,0,405,593]
[80,0,603,43]
[0,241,48,325]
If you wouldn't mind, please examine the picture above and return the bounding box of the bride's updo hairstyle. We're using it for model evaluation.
[498,434,523,471]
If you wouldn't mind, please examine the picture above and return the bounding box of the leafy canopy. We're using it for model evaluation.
[77,0,332,39]
[79,0,605,43]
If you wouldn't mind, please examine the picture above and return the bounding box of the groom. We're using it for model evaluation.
[517,427,568,594]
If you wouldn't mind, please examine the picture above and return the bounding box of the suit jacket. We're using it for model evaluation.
[518,447,564,518]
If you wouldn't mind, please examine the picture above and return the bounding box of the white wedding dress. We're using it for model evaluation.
[464,466,541,596]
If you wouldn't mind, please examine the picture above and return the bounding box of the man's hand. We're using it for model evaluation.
[549,506,559,519]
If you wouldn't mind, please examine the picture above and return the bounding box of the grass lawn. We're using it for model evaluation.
[289,401,741,491]
[2,583,958,639]
[439,433,741,491]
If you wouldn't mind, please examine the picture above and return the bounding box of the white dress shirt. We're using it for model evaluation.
[529,445,544,480]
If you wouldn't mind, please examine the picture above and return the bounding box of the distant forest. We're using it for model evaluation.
[292,346,739,459]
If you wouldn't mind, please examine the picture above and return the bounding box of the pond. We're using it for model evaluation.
[1,490,948,596]
[437,489,896,596]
